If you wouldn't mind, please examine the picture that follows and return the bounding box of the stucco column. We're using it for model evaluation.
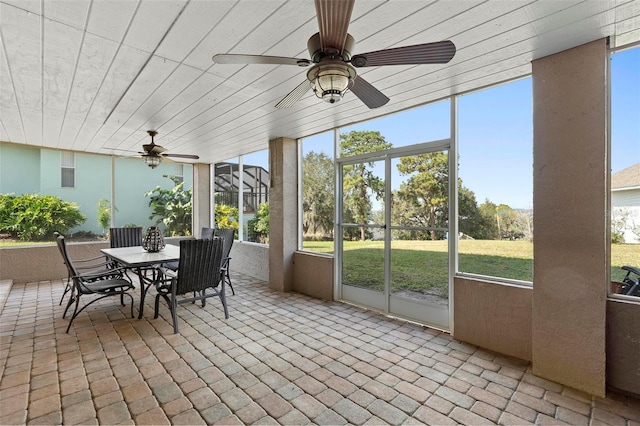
[532,39,608,396]
[268,137,297,292]
[192,163,211,237]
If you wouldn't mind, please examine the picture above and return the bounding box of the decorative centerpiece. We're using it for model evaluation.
[142,226,165,252]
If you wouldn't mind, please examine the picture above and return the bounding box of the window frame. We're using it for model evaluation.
[60,151,75,188]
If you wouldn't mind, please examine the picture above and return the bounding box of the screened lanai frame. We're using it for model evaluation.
[607,44,640,301]
[295,90,535,292]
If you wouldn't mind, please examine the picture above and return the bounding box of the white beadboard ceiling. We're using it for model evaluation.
[1,0,639,165]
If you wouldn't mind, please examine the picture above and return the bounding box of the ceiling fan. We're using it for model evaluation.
[140,131,199,169]
[212,0,455,109]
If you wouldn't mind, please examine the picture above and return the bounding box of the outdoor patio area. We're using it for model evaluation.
[1,274,639,425]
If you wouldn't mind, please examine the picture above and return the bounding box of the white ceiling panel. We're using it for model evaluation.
[86,0,139,42]
[154,1,236,62]
[123,0,189,53]
[0,0,638,164]
[43,0,89,29]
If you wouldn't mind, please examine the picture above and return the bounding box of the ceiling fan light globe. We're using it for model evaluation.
[308,62,356,104]
[144,155,162,169]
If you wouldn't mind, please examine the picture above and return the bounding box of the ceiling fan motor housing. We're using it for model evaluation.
[307,32,355,62]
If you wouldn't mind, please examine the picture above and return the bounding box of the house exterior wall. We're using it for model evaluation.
[40,148,112,235]
[612,189,640,243]
[0,142,193,236]
[0,143,40,194]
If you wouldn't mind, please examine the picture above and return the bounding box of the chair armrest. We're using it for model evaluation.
[74,255,107,263]
[76,261,112,270]
[76,266,129,281]
[622,265,640,277]
[158,267,178,279]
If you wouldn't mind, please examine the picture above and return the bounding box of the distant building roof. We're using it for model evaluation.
[612,163,640,190]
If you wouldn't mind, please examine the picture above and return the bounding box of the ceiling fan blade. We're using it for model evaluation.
[275,79,312,109]
[351,40,456,67]
[162,153,200,160]
[104,147,137,153]
[350,76,390,109]
[212,54,311,67]
[315,0,355,54]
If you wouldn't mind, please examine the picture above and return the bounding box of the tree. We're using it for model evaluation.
[395,152,448,240]
[458,188,495,240]
[302,151,334,237]
[145,175,192,236]
[495,204,525,240]
[340,131,392,241]
[478,200,499,239]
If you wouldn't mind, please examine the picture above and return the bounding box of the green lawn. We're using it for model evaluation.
[304,239,639,294]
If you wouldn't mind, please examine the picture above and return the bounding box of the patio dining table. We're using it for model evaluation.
[101,244,180,319]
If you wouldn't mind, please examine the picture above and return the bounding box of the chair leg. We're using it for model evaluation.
[154,293,167,319]
[171,297,179,334]
[226,271,235,295]
[220,284,229,319]
[63,293,75,319]
[128,293,134,318]
[59,277,71,305]
[66,294,82,333]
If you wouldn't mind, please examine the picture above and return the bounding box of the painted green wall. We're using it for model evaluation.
[41,149,112,235]
[113,157,193,231]
[0,143,40,194]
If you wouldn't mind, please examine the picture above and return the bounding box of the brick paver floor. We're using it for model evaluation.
[1,274,639,425]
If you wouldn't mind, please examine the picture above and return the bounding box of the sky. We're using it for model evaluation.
[299,46,640,210]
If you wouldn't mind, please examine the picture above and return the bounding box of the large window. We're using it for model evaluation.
[300,131,335,253]
[457,78,534,283]
[610,46,640,298]
[242,150,269,243]
[299,101,451,254]
[213,150,269,243]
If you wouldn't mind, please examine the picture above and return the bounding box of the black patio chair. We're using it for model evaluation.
[201,227,215,240]
[164,227,215,272]
[56,234,134,333]
[215,228,236,295]
[109,226,143,248]
[109,226,151,279]
[154,238,229,333]
[54,231,116,306]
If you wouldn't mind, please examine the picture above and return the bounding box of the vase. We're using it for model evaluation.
[142,226,165,252]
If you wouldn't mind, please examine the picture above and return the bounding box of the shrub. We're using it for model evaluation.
[97,199,111,235]
[145,176,192,237]
[214,204,239,230]
[247,202,269,243]
[0,193,86,240]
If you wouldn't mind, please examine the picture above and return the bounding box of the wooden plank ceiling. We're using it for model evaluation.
[1,0,639,164]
